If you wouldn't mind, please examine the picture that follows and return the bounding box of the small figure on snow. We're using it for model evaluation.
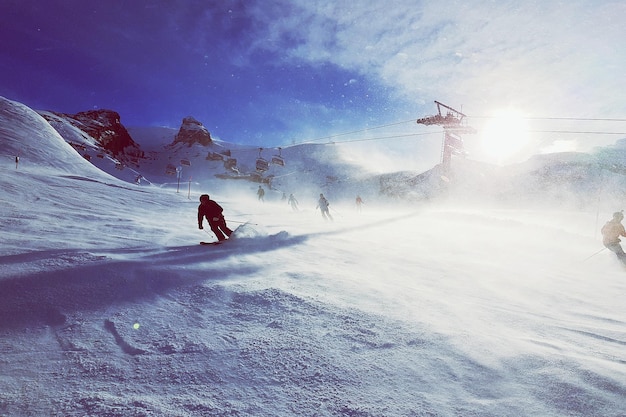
[198,194,233,242]
[355,195,364,212]
[601,211,626,264]
[316,193,333,221]
[288,193,299,211]
[15,155,19,169]
[257,185,265,202]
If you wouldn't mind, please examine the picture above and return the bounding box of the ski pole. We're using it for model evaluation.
[582,247,606,262]
[226,219,259,225]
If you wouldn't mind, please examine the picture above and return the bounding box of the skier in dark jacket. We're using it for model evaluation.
[198,194,232,241]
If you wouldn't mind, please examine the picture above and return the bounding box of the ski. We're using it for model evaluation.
[199,221,249,246]
[200,241,223,246]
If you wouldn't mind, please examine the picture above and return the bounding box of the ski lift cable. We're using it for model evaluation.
[467,116,626,122]
[294,115,626,147]
[527,130,626,135]
[314,128,626,148]
[295,119,417,145]
[220,119,419,152]
[217,115,626,154]
[317,131,439,145]
[288,115,626,148]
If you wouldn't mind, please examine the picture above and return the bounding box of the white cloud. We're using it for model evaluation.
[250,0,626,160]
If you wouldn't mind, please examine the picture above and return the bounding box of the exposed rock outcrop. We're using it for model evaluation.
[172,116,212,146]
[41,109,142,159]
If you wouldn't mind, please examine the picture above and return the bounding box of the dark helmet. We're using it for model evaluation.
[199,194,209,202]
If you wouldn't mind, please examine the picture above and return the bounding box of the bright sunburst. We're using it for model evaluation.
[480,110,530,163]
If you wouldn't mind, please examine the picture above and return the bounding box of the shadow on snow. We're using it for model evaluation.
[0,232,309,331]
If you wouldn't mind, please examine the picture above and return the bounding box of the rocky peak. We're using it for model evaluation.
[43,109,141,157]
[173,116,212,146]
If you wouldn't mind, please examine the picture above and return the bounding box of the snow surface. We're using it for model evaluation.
[1,97,626,416]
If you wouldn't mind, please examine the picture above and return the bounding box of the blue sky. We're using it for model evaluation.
[1,0,625,168]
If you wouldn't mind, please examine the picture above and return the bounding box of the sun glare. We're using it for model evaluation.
[480,110,530,163]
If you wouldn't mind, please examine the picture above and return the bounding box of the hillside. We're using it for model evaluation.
[1,95,626,416]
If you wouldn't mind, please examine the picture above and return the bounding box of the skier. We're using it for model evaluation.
[316,193,333,221]
[257,185,265,202]
[288,193,299,211]
[355,195,364,212]
[601,211,626,264]
[198,194,232,242]
[15,155,19,169]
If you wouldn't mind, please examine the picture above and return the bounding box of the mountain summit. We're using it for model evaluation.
[172,116,212,146]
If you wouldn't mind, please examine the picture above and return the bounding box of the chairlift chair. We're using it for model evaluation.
[256,147,269,172]
[271,147,285,166]
[165,164,177,175]
[207,152,224,161]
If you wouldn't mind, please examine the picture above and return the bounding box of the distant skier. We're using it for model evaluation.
[257,185,265,202]
[288,193,299,211]
[601,211,626,264]
[355,195,364,212]
[316,193,333,221]
[15,155,19,169]
[198,194,232,242]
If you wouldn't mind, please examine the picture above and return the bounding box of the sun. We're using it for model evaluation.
[480,110,530,163]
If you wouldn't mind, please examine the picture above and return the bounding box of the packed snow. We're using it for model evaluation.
[1,97,625,416]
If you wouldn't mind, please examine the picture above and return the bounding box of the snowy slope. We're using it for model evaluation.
[1,96,626,416]
[0,98,115,178]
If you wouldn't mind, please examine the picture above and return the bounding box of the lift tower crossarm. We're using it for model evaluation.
[417,101,471,129]
[417,100,476,133]
[416,100,476,175]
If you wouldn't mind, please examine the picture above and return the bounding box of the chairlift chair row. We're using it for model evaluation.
[257,147,285,171]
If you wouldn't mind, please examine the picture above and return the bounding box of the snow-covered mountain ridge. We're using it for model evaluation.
[3,95,626,209]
